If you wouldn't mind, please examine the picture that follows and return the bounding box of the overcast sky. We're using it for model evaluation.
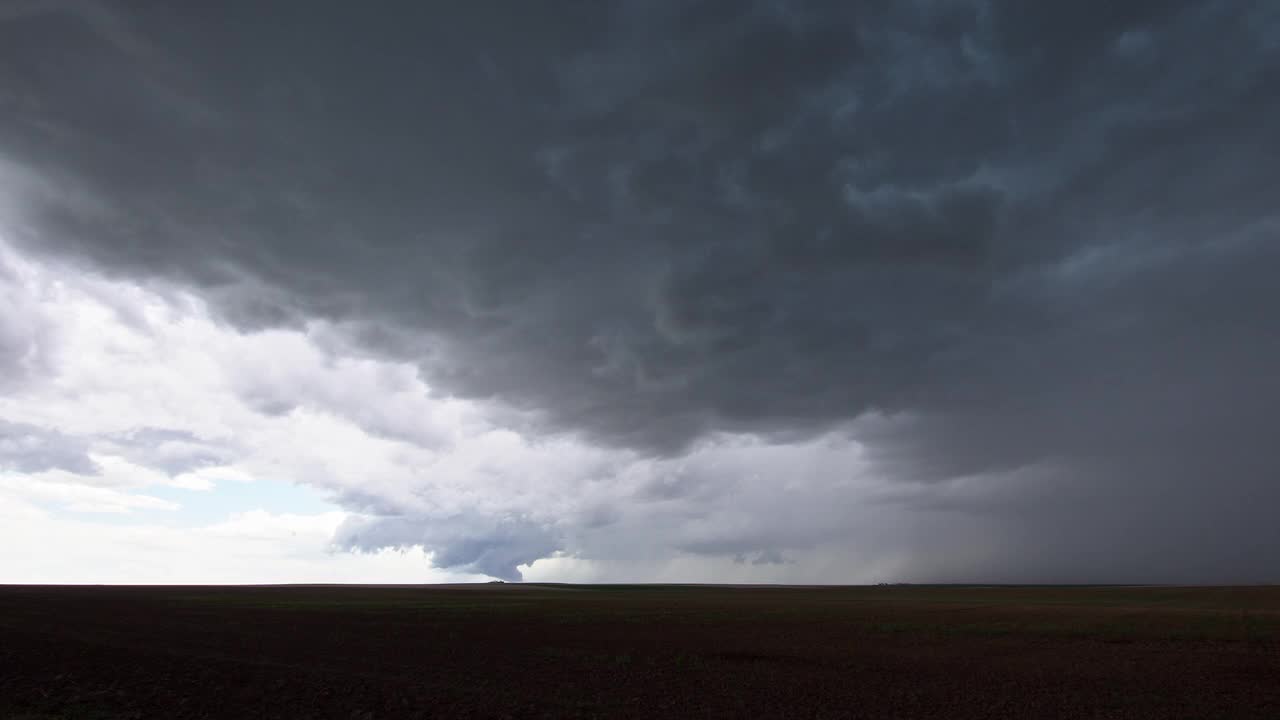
[2,1,1278,584]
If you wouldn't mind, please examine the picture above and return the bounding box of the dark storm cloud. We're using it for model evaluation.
[334,512,560,582]
[3,0,1279,579]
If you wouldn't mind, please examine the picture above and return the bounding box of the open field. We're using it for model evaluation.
[2,584,1279,718]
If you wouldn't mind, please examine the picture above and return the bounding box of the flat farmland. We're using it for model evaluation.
[2,584,1279,719]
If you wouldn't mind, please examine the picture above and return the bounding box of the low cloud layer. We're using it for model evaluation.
[0,419,97,475]
[2,1,1278,582]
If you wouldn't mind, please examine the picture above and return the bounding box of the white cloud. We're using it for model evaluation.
[0,474,178,514]
[0,237,913,582]
[168,473,214,491]
[0,503,483,584]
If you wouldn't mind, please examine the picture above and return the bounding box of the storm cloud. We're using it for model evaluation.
[2,0,1278,581]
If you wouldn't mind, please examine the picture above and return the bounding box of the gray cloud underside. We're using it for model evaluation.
[0,419,97,475]
[3,0,1279,581]
[0,416,232,480]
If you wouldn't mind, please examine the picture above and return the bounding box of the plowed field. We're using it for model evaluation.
[2,584,1278,718]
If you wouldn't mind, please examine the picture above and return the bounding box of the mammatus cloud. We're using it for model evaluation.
[1,1,1279,581]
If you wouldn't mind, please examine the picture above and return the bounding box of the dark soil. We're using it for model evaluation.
[2,584,1279,718]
